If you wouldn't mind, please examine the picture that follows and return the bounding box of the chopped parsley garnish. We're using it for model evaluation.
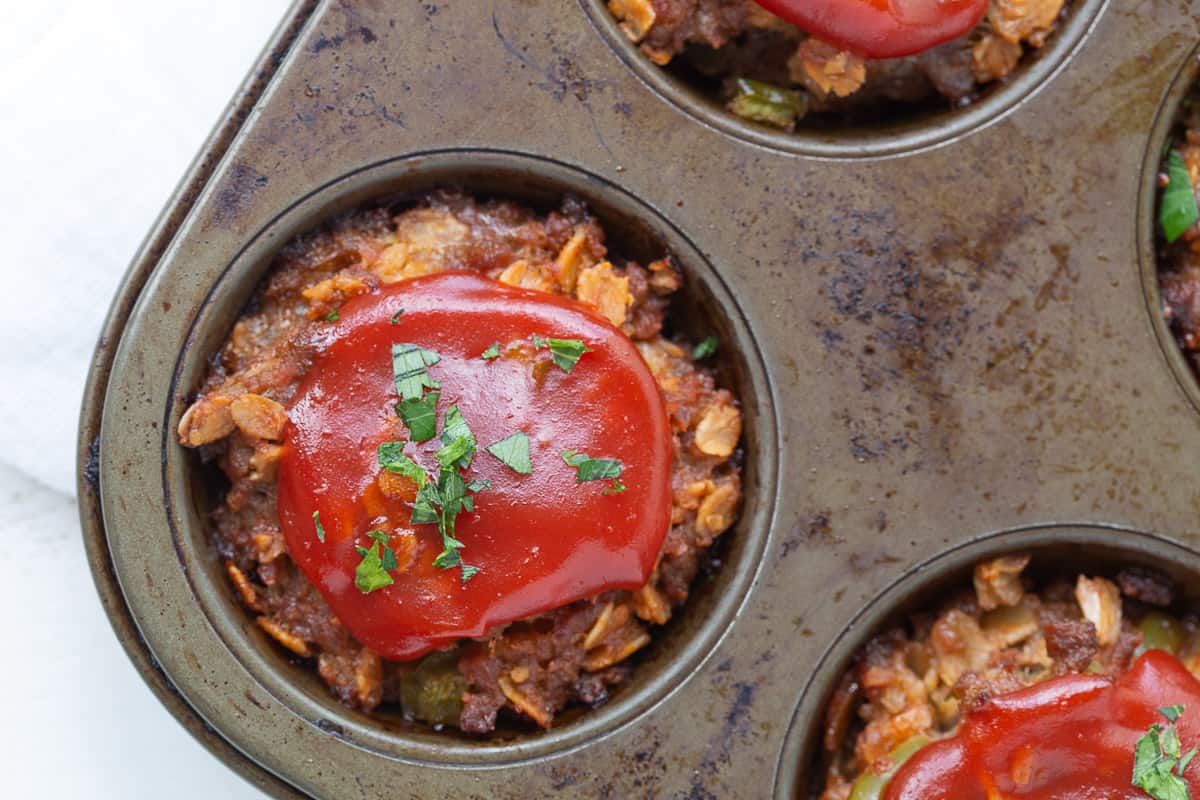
[437,435,475,470]
[389,309,404,325]
[377,441,426,486]
[603,479,627,495]
[406,461,488,582]
[438,406,476,468]
[560,449,623,482]
[481,342,501,360]
[1163,150,1200,244]
[432,543,464,569]
[485,432,532,475]
[531,335,592,373]
[354,530,397,594]
[692,335,718,359]
[560,449,586,466]
[411,481,442,525]
[548,338,591,372]
[374,341,497,584]
[313,510,327,543]
[428,468,469,568]
[324,308,340,322]
[1133,704,1196,800]
[397,392,439,442]
[391,343,441,401]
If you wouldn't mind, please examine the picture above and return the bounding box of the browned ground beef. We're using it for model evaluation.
[177,192,744,733]
[607,0,1071,125]
[817,556,1200,800]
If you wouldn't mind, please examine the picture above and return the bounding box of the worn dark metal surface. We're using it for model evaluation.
[77,0,1200,797]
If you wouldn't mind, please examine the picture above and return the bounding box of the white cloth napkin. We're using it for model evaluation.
[0,2,290,796]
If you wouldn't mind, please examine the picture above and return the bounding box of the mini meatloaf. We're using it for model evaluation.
[817,555,1200,799]
[1159,98,1200,374]
[177,191,744,733]
[606,0,1070,128]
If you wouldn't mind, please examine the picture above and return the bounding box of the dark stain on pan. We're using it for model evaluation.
[781,512,838,558]
[491,12,607,103]
[83,436,100,488]
[211,161,269,226]
[312,25,378,54]
[345,88,406,129]
[491,10,616,160]
[244,689,268,712]
[816,201,1034,470]
[687,681,757,800]
[316,718,348,739]
[311,1,379,54]
[1033,243,1079,311]
[849,548,904,575]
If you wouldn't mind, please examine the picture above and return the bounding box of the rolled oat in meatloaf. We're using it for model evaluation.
[607,0,1071,128]
[818,555,1200,799]
[177,191,743,733]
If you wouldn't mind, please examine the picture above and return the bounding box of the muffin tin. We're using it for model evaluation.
[76,1,1200,796]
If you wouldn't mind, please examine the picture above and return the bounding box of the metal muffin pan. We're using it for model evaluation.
[76,0,1200,796]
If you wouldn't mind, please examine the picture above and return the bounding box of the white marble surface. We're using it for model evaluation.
[1,2,291,796]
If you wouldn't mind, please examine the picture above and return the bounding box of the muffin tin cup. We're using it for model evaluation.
[1140,44,1200,416]
[773,524,1200,799]
[78,0,1200,796]
[167,150,779,769]
[581,0,1112,159]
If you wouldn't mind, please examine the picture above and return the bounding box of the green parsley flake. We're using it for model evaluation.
[377,442,427,486]
[1163,150,1200,244]
[437,435,475,470]
[409,464,486,582]
[481,342,501,360]
[435,468,469,539]
[325,308,340,322]
[692,335,718,359]
[531,334,592,371]
[603,479,627,495]
[438,406,476,469]
[367,530,399,571]
[485,432,532,475]
[1133,704,1196,800]
[377,343,490,586]
[391,343,441,402]
[397,391,439,442]
[560,449,623,483]
[389,309,405,325]
[535,337,591,373]
[313,510,327,543]
[410,481,442,525]
[354,531,397,594]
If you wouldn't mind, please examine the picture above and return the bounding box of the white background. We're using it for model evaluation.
[0,2,291,796]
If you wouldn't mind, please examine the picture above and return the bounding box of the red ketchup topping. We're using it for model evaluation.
[751,0,988,60]
[884,650,1200,799]
[276,272,673,660]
